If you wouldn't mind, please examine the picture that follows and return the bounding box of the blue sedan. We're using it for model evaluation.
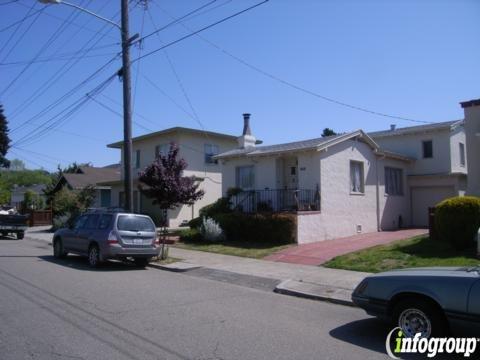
[352,266,480,337]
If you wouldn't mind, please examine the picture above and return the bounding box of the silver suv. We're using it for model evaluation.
[53,210,160,267]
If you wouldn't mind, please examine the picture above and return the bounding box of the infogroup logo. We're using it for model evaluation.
[385,327,479,359]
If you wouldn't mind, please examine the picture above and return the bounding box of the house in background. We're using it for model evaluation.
[215,107,470,244]
[369,120,467,227]
[103,127,240,227]
[463,99,480,196]
[10,184,47,210]
[53,165,120,208]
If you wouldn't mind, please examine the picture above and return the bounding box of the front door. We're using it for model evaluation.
[283,157,298,190]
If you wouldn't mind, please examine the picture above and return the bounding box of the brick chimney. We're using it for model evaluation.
[461,98,480,196]
[237,113,257,148]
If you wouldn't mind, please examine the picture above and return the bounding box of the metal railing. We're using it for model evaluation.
[230,189,320,213]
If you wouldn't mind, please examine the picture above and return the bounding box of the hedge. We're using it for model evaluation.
[435,196,480,250]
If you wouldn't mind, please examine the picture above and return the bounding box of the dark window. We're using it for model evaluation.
[290,167,296,175]
[73,215,88,230]
[385,167,404,196]
[422,140,433,158]
[235,165,255,190]
[204,144,219,164]
[460,143,466,166]
[117,215,155,232]
[85,214,100,229]
[98,214,113,230]
[135,150,141,168]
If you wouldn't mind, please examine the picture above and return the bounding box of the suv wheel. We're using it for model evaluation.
[88,244,101,268]
[17,232,24,240]
[393,298,447,338]
[133,258,149,267]
[53,238,67,258]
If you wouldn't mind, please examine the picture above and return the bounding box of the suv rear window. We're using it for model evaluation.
[117,215,155,232]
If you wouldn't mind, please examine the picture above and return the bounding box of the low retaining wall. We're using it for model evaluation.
[296,211,378,244]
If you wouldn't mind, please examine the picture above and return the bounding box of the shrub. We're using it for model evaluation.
[212,213,296,245]
[180,228,203,243]
[52,214,71,231]
[201,217,224,242]
[188,216,202,229]
[199,197,232,219]
[435,196,480,250]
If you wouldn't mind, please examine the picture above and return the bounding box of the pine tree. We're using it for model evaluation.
[0,104,11,168]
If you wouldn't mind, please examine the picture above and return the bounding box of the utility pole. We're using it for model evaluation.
[120,0,133,212]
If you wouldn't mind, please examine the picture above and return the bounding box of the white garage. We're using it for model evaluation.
[411,186,456,227]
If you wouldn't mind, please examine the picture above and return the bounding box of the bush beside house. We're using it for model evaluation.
[185,197,296,245]
[435,196,480,250]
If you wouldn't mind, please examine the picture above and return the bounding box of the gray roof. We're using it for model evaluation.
[368,120,463,138]
[215,130,414,162]
[61,166,120,190]
[11,184,47,195]
[215,131,385,159]
[107,127,237,149]
[215,133,345,159]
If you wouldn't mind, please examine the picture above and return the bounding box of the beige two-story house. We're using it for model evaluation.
[103,127,238,227]
[216,105,470,243]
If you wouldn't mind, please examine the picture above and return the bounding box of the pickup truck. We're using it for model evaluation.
[0,209,28,239]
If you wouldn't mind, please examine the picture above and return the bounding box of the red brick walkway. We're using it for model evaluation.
[264,229,428,266]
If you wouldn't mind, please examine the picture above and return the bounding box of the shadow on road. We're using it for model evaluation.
[330,319,462,359]
[330,318,391,354]
[39,255,147,272]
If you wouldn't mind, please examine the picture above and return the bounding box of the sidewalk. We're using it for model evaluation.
[25,226,367,306]
[265,228,428,266]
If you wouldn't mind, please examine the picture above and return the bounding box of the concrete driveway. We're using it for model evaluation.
[265,229,428,266]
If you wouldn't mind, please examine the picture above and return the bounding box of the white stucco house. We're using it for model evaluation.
[215,101,477,244]
[102,127,239,227]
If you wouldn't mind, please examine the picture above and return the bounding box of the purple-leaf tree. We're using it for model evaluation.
[138,143,204,257]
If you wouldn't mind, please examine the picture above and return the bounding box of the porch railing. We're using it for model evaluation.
[230,189,320,213]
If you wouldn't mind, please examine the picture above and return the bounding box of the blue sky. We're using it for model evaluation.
[1,0,479,171]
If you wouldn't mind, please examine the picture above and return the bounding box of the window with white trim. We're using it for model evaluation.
[350,161,364,193]
[422,140,433,158]
[385,167,404,196]
[235,165,255,190]
[459,142,465,167]
[204,144,219,164]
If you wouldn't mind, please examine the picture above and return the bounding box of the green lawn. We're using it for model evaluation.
[324,236,480,273]
[174,229,292,259]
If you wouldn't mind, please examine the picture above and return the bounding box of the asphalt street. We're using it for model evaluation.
[0,236,393,360]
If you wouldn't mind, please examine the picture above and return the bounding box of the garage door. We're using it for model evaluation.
[411,186,455,227]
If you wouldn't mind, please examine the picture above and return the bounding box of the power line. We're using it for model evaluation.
[132,0,218,46]
[8,6,121,120]
[156,2,432,125]
[9,54,120,134]
[13,0,118,41]
[0,2,42,61]
[146,7,211,146]
[0,1,90,97]
[12,72,117,147]
[132,0,269,63]
[87,96,154,133]
[0,8,44,33]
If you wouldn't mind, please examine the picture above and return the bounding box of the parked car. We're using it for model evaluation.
[352,267,480,337]
[0,206,28,239]
[53,210,160,267]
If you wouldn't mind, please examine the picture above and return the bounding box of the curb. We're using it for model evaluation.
[148,261,201,272]
[274,279,355,307]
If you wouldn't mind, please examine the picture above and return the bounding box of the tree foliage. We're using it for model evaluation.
[0,104,11,168]
[321,128,337,137]
[138,143,204,210]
